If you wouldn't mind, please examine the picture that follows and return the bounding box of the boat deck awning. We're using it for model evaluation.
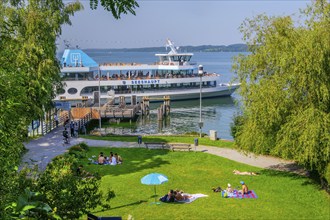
[61,66,98,73]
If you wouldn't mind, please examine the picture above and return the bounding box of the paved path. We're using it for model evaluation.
[22,126,306,175]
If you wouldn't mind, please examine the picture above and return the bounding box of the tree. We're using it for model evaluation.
[232,0,330,178]
[0,0,138,218]
[89,0,139,19]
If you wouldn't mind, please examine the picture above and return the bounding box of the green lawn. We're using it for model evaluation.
[78,147,330,220]
[82,135,235,149]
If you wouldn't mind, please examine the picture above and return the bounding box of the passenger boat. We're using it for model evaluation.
[55,39,239,104]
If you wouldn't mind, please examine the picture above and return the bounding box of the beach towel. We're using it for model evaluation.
[176,193,208,203]
[226,190,258,199]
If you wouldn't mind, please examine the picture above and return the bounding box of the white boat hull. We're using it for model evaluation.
[114,85,239,102]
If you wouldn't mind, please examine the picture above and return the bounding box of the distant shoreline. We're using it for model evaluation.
[83,44,248,53]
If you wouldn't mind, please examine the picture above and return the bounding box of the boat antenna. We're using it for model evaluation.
[166,38,178,54]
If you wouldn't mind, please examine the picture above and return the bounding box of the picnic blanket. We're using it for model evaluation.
[226,190,258,199]
[176,193,209,203]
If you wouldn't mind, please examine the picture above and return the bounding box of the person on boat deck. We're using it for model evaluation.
[238,181,249,194]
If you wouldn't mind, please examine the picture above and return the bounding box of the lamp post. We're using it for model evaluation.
[98,66,101,130]
[198,65,203,138]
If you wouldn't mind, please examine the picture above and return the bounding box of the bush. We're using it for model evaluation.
[323,163,330,193]
[79,142,89,151]
[69,145,84,152]
[68,145,88,159]
[36,155,114,219]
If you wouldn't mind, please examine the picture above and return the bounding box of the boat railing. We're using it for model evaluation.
[111,84,217,95]
[63,72,220,81]
[101,62,145,66]
[155,61,197,66]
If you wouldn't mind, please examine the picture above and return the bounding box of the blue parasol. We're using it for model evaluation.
[141,173,168,204]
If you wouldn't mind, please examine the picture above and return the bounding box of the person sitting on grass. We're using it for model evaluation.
[238,181,249,195]
[226,183,233,193]
[114,153,123,164]
[109,152,113,162]
[98,152,106,165]
[110,153,117,165]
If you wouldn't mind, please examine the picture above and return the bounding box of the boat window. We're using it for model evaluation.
[68,88,78,94]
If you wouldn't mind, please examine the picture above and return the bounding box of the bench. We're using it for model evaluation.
[144,142,168,150]
[170,143,192,151]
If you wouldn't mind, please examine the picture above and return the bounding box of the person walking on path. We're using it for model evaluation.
[70,121,75,137]
[74,122,79,138]
[54,114,59,128]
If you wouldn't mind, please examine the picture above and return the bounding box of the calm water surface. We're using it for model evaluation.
[88,51,245,140]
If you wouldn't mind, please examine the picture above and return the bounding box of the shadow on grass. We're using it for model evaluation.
[109,200,148,210]
[260,168,322,189]
[84,148,171,177]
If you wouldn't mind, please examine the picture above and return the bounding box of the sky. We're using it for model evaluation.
[58,0,311,50]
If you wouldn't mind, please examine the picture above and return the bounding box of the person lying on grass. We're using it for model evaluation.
[159,189,175,202]
[174,190,192,201]
[233,170,258,176]
[160,189,192,202]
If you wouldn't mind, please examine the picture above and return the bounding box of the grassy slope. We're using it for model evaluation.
[79,147,330,220]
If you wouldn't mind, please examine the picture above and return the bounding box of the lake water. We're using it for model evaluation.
[88,51,244,140]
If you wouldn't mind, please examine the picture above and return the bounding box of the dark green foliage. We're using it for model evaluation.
[11,149,115,219]
[230,114,244,139]
[1,0,137,217]
[0,1,82,216]
[233,0,330,185]
[69,145,84,152]
[324,163,330,192]
[5,188,60,219]
[36,154,113,219]
[79,142,90,151]
[68,144,87,159]
[95,0,139,19]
